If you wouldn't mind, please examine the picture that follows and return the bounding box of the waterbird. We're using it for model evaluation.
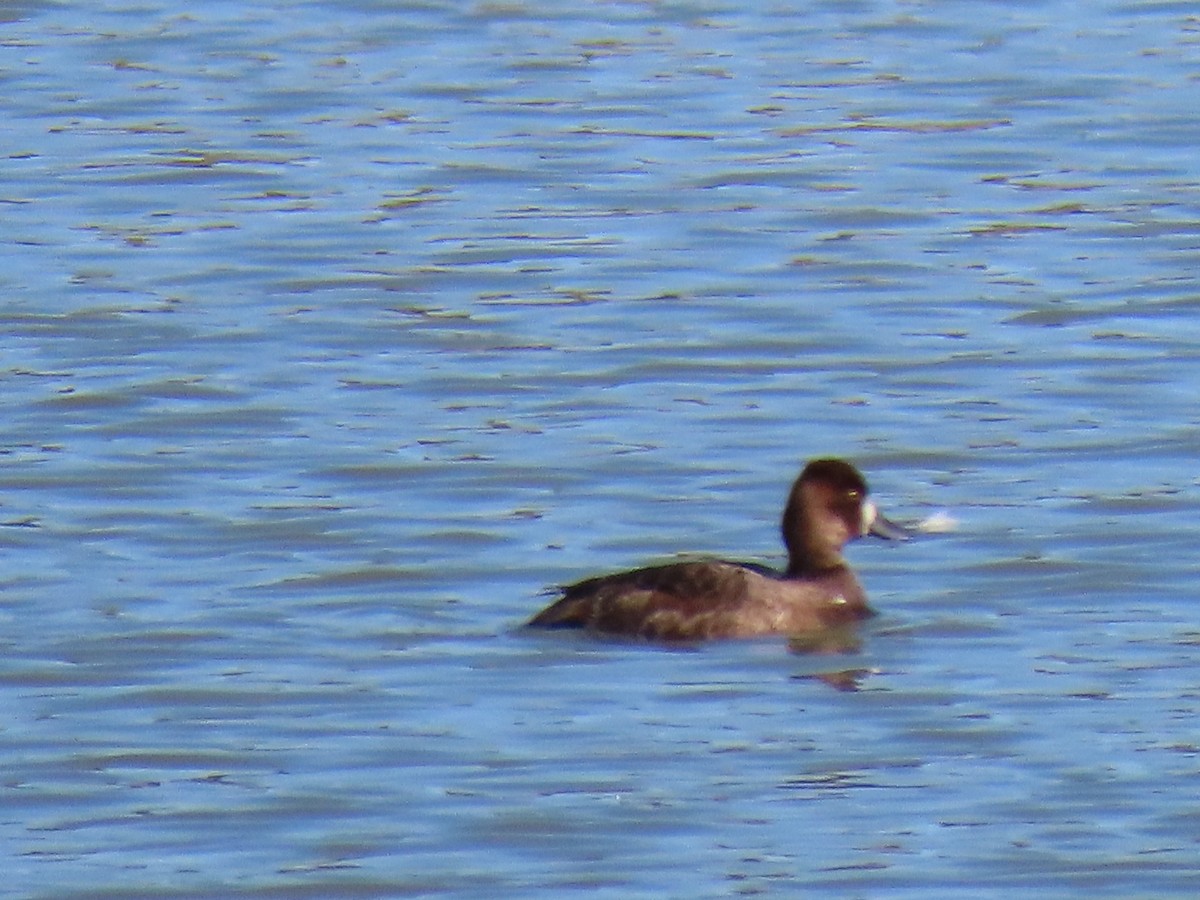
[527,458,907,641]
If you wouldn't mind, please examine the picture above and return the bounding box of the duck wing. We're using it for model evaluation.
[528,560,764,640]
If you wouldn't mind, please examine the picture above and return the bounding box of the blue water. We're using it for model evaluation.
[4,1,1200,896]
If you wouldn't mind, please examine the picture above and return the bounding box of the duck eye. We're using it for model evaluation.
[846,489,860,500]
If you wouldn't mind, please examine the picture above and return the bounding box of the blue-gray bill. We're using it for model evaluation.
[868,512,910,541]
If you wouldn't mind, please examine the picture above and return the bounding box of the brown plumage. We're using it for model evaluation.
[527,458,907,641]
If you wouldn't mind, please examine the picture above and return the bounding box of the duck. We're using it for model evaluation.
[526,458,907,641]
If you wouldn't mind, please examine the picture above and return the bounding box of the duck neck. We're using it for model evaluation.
[784,541,846,577]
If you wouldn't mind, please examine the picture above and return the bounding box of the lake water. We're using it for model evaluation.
[4,0,1200,896]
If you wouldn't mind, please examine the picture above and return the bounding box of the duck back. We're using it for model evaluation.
[530,560,870,640]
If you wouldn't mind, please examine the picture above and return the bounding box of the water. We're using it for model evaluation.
[3,0,1200,896]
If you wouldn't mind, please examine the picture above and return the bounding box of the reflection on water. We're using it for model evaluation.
[4,0,1200,896]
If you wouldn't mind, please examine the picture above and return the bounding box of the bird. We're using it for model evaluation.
[526,458,907,641]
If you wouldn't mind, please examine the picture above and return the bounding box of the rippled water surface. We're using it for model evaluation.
[4,0,1200,896]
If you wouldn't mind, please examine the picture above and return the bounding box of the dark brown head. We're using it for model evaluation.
[781,458,904,575]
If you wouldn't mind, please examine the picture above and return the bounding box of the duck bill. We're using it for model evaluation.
[860,499,910,540]
[868,511,910,541]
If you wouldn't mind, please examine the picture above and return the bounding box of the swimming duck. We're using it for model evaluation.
[527,458,906,641]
